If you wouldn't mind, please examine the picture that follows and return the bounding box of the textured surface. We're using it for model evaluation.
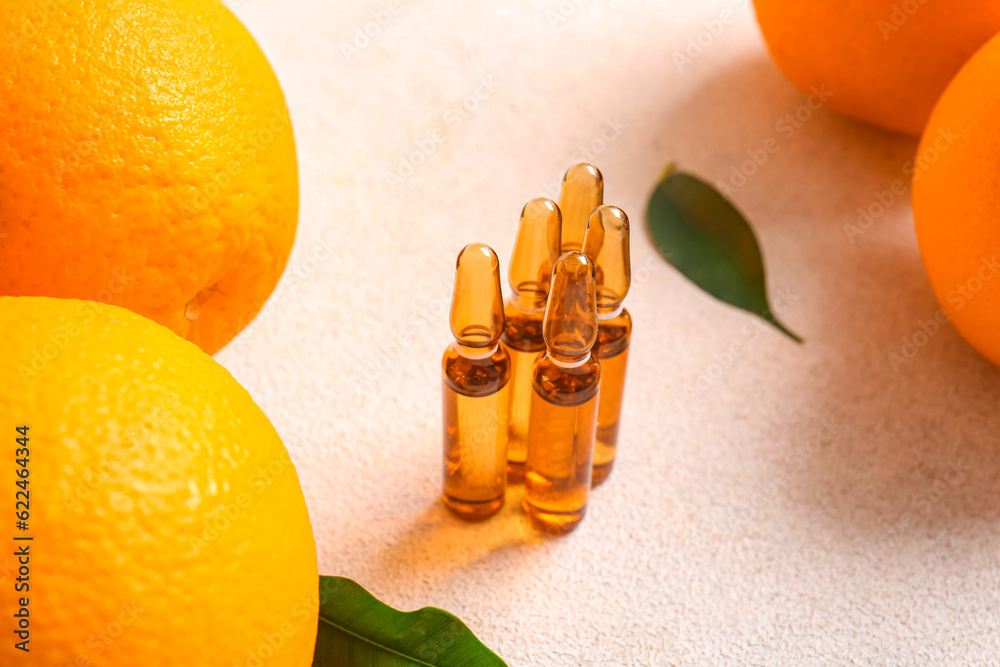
[0,297,318,667]
[218,1,1000,664]
[0,0,298,354]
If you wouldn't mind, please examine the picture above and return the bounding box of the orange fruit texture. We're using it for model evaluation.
[0,296,318,667]
[0,0,299,355]
[912,33,1000,367]
[753,0,1000,136]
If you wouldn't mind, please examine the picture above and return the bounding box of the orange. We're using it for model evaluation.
[0,296,318,667]
[753,0,1000,136]
[0,0,299,355]
[912,33,1000,367]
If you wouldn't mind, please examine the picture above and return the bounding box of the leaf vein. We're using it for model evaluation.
[318,615,440,667]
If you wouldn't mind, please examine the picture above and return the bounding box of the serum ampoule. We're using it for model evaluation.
[523,251,601,535]
[558,162,603,253]
[442,243,511,520]
[582,205,632,486]
[502,198,562,483]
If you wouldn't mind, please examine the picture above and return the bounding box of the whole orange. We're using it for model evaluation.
[912,32,1000,366]
[753,0,1000,136]
[0,0,299,354]
[0,296,318,667]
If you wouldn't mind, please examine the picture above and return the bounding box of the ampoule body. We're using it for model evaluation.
[523,251,601,535]
[502,198,562,483]
[582,205,632,486]
[442,243,510,520]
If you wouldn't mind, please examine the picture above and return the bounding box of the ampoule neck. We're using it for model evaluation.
[453,341,500,360]
[548,350,592,369]
[509,294,547,314]
[597,303,626,321]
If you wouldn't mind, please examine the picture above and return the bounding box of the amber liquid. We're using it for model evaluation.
[523,353,601,535]
[592,309,631,486]
[501,302,545,483]
[442,344,511,521]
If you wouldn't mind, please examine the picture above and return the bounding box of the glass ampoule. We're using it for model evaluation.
[582,205,632,487]
[523,251,601,535]
[442,243,511,520]
[557,162,604,253]
[502,198,562,483]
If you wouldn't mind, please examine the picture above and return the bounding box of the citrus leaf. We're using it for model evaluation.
[646,164,802,342]
[312,576,508,667]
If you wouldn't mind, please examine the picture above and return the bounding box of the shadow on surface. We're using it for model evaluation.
[370,485,550,594]
[655,53,1000,547]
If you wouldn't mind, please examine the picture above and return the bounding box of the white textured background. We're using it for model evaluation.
[219,1,1000,664]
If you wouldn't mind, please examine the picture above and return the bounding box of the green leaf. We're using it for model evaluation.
[646,164,802,342]
[312,576,508,667]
